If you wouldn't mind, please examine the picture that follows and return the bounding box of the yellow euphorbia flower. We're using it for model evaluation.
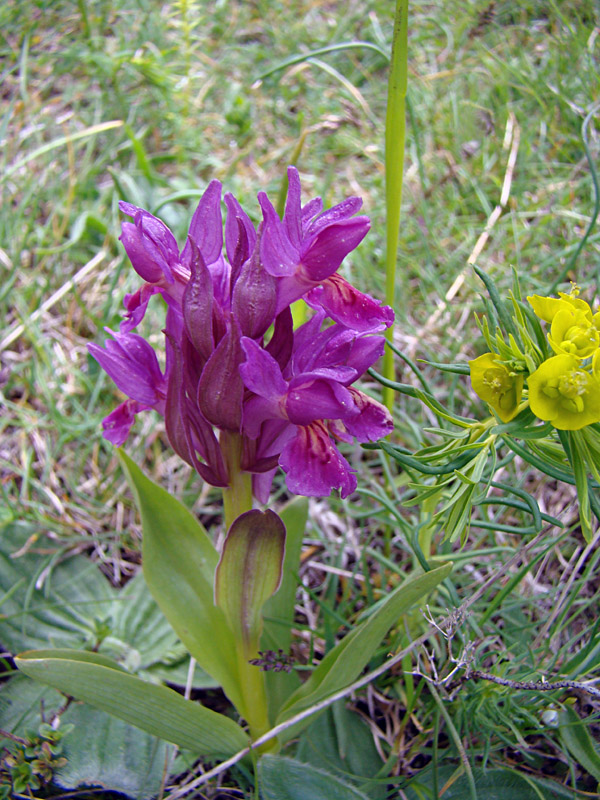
[469,353,524,422]
[528,355,600,430]
[527,293,592,324]
[548,307,600,359]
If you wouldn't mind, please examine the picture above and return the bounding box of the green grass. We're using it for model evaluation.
[1,0,600,797]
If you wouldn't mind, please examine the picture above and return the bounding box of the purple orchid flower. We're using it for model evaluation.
[90,169,394,499]
[258,167,393,332]
[239,317,393,498]
[88,330,167,445]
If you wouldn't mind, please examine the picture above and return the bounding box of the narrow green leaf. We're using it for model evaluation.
[15,650,248,757]
[3,120,124,181]
[117,451,242,709]
[562,432,592,543]
[215,509,286,651]
[382,0,408,409]
[559,706,600,783]
[277,563,452,732]
[259,755,370,800]
[124,123,154,181]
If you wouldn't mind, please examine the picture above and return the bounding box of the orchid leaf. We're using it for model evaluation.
[276,563,452,736]
[117,451,241,708]
[15,649,248,757]
[0,674,168,800]
[215,509,286,652]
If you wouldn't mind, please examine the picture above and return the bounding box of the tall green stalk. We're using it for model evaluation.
[383,0,409,411]
[221,431,254,530]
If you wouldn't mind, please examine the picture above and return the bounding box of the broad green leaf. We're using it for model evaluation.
[296,702,386,799]
[56,703,169,800]
[0,521,216,689]
[277,563,452,734]
[117,451,241,708]
[559,706,600,783]
[0,521,114,652]
[107,569,218,688]
[259,755,370,800]
[0,674,168,800]
[16,649,248,757]
[215,509,286,651]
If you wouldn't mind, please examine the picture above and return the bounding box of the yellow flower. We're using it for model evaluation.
[548,307,600,359]
[527,293,592,324]
[469,353,524,422]
[528,355,600,430]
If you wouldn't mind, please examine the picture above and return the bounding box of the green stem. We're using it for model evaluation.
[236,642,276,748]
[383,0,409,411]
[221,432,254,529]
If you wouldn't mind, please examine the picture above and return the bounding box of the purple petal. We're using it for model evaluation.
[120,222,164,282]
[119,201,142,217]
[258,192,300,277]
[292,322,354,374]
[274,273,316,314]
[306,274,394,333]
[279,422,357,498]
[291,366,358,385]
[285,378,358,425]
[342,389,393,441]
[182,180,223,266]
[265,307,294,372]
[305,196,363,236]
[163,331,195,467]
[301,197,323,228]
[137,212,179,284]
[300,217,370,281]
[283,166,303,250]
[242,394,283,438]
[252,470,277,504]
[240,338,287,398]
[343,335,386,378]
[290,308,327,357]
[120,285,163,332]
[88,333,164,406]
[225,193,257,269]
[102,399,146,446]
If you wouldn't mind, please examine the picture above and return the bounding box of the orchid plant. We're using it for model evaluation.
[16,169,451,766]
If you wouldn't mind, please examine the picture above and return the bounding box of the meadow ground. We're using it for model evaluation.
[1,1,600,797]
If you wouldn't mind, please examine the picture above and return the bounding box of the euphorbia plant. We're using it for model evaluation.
[16,168,451,763]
